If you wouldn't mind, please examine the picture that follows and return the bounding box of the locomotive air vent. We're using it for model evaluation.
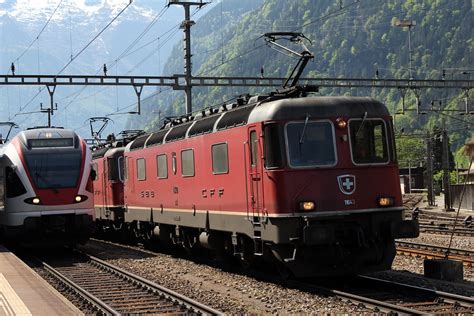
[188,115,220,137]
[146,130,168,147]
[130,134,149,151]
[165,122,193,143]
[216,105,255,130]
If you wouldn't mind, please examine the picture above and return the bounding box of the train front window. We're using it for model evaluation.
[24,152,82,189]
[285,121,336,168]
[349,118,389,164]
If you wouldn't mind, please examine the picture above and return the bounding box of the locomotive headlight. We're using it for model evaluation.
[74,195,88,203]
[299,201,315,211]
[25,197,41,205]
[378,197,394,207]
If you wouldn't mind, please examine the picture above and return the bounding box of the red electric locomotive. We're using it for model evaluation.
[111,91,418,277]
[94,33,418,276]
[92,131,143,232]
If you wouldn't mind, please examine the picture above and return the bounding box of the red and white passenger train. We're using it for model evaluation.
[93,90,419,277]
[0,127,94,244]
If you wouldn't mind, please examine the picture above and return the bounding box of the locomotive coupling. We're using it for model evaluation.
[390,219,419,239]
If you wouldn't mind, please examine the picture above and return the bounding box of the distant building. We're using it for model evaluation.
[399,166,425,194]
[451,138,474,211]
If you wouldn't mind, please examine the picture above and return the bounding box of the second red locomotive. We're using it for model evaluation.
[93,91,419,277]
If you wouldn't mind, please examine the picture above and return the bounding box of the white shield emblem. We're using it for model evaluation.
[337,174,356,195]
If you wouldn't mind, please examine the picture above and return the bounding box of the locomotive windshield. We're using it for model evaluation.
[285,121,336,167]
[349,118,389,164]
[24,152,82,189]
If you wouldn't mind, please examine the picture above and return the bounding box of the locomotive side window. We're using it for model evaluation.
[136,158,146,181]
[181,149,195,177]
[157,154,168,179]
[118,157,124,182]
[5,167,27,197]
[264,124,284,169]
[349,119,389,164]
[91,163,98,181]
[124,157,129,181]
[285,121,336,168]
[212,143,229,174]
[107,157,119,181]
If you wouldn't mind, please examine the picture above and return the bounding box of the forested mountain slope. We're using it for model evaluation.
[131,0,473,168]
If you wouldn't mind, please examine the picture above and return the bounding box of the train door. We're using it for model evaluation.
[247,128,264,222]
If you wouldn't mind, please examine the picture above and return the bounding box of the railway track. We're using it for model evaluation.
[290,275,474,315]
[396,241,474,266]
[38,251,221,315]
[419,224,474,237]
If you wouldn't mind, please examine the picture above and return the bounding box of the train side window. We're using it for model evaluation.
[91,163,98,181]
[107,157,119,181]
[264,124,284,168]
[136,158,146,181]
[156,154,168,179]
[181,149,195,177]
[124,157,129,181]
[212,143,228,174]
[118,157,124,182]
[250,131,257,166]
[5,167,27,198]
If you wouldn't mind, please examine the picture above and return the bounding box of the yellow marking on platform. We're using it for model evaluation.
[0,273,32,316]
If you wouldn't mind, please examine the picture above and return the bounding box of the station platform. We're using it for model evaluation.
[0,245,82,315]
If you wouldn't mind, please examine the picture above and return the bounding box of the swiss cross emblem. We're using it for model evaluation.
[337,174,356,195]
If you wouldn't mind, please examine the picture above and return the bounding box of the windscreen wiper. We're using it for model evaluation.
[299,114,311,144]
[355,111,368,138]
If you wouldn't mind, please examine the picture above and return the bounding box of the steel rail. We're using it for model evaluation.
[87,254,222,315]
[396,241,474,266]
[42,261,120,315]
[357,275,474,312]
[286,280,427,315]
[38,249,221,315]
[289,275,473,315]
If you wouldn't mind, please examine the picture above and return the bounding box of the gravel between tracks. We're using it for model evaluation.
[78,233,474,314]
[79,240,373,314]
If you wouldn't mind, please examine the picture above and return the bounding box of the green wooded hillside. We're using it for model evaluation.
[130,0,473,168]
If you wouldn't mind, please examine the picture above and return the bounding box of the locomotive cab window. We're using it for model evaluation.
[136,158,146,181]
[157,154,168,179]
[349,118,389,164]
[181,149,195,177]
[212,143,229,174]
[285,120,336,168]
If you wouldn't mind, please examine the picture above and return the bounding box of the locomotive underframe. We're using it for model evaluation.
[97,205,418,277]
